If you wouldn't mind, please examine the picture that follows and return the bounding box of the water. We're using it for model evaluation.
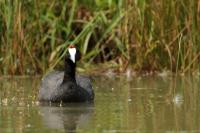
[0,75,200,132]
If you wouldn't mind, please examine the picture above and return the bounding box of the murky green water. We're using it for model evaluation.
[0,75,200,132]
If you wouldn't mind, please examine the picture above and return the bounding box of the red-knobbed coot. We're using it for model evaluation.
[39,45,94,102]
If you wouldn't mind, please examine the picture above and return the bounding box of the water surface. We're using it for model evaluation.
[0,75,200,132]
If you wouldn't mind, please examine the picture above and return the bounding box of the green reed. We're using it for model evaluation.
[0,0,199,75]
[122,0,200,73]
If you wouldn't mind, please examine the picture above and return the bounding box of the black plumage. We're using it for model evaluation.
[39,46,94,102]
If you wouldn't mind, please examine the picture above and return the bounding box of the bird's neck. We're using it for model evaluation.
[63,59,76,83]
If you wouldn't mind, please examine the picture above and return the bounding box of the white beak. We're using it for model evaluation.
[68,47,76,63]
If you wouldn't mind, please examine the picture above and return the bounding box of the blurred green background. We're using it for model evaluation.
[0,0,200,75]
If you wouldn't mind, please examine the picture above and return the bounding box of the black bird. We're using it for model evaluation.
[39,45,94,102]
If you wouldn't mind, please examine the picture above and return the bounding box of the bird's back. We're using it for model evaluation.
[39,71,94,102]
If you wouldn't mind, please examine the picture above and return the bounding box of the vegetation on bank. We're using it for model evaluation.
[0,0,200,75]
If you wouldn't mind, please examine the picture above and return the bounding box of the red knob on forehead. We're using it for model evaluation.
[68,45,76,48]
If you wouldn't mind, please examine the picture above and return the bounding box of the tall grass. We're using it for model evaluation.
[0,0,199,75]
[123,0,200,73]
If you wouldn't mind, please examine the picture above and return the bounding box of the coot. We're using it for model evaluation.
[39,45,94,102]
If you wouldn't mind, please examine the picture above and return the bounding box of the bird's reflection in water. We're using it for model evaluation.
[39,102,94,132]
